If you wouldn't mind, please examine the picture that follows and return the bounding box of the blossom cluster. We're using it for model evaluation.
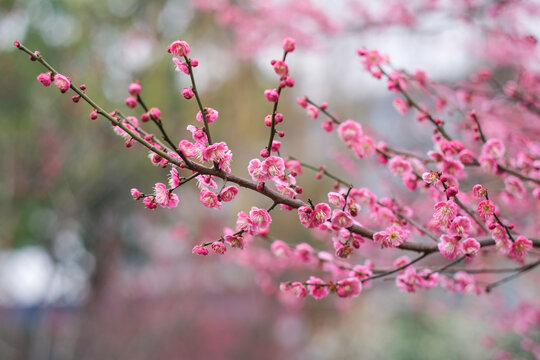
[18,24,540,309]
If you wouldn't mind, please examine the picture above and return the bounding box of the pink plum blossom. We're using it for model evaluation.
[270,240,291,257]
[272,60,288,77]
[219,186,239,202]
[336,278,362,298]
[199,188,222,209]
[130,188,142,200]
[353,136,375,158]
[331,209,353,228]
[282,37,296,52]
[472,184,488,199]
[181,88,194,99]
[433,200,459,227]
[169,168,181,188]
[328,192,345,208]
[396,267,423,293]
[289,282,306,298]
[460,238,480,258]
[388,156,412,176]
[337,120,363,146]
[264,89,279,102]
[307,277,329,299]
[37,72,51,87]
[393,97,408,114]
[249,207,272,229]
[481,138,505,159]
[261,156,285,178]
[394,256,411,269]
[448,216,472,237]
[478,200,495,218]
[186,125,208,144]
[192,245,209,256]
[154,182,179,209]
[438,235,460,260]
[306,104,319,119]
[373,225,409,248]
[295,243,315,262]
[196,107,219,124]
[172,58,189,74]
[422,170,439,184]
[211,241,227,255]
[167,40,190,57]
[53,74,70,93]
[509,236,532,262]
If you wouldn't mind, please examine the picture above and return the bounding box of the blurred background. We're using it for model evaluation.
[1,0,539,359]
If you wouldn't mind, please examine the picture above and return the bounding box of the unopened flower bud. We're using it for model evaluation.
[128,81,141,96]
[125,97,137,108]
[446,186,458,197]
[181,87,194,99]
[260,148,270,158]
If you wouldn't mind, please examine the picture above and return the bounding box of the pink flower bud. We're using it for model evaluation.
[149,107,161,118]
[264,114,273,127]
[181,87,194,99]
[36,72,51,87]
[446,186,458,197]
[271,140,281,152]
[192,245,209,256]
[264,89,279,102]
[297,97,308,108]
[282,37,296,53]
[321,121,333,132]
[125,96,137,108]
[130,188,142,200]
[71,95,80,103]
[260,148,270,158]
[306,105,319,119]
[143,196,157,210]
[89,109,98,120]
[128,81,141,95]
[141,113,150,122]
[190,58,199,67]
